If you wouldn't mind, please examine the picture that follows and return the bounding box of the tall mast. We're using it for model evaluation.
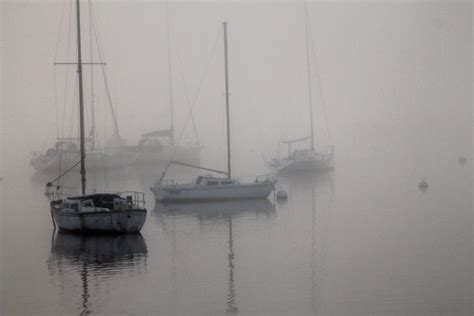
[76,0,86,194]
[89,0,95,150]
[304,1,315,151]
[223,22,231,179]
[165,1,174,145]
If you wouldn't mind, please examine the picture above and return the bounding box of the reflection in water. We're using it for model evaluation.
[278,172,334,315]
[47,233,147,315]
[155,200,276,314]
[155,199,276,223]
[226,217,238,314]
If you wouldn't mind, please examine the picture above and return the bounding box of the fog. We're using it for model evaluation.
[2,0,471,179]
[1,1,473,314]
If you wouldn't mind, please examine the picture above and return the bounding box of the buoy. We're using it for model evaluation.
[419,178,428,191]
[276,190,288,200]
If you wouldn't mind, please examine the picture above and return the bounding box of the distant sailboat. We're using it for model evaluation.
[151,22,275,202]
[128,3,201,167]
[266,2,334,173]
[30,1,128,174]
[47,0,146,233]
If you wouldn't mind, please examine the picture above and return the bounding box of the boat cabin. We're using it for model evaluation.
[63,193,131,212]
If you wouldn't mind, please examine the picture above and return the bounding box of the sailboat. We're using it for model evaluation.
[151,22,275,202]
[128,3,201,167]
[30,1,128,174]
[47,0,147,233]
[266,2,334,173]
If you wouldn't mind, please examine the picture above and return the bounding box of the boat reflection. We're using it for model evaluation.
[278,171,333,315]
[155,200,275,314]
[154,199,276,222]
[47,232,147,315]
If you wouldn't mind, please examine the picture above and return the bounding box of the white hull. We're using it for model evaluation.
[51,202,146,233]
[152,182,275,202]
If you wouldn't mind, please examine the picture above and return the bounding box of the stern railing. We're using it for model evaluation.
[118,191,146,209]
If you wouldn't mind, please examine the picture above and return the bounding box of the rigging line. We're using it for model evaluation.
[171,28,221,151]
[99,86,109,192]
[90,2,126,188]
[173,26,222,147]
[53,0,68,140]
[60,0,75,156]
[54,65,59,141]
[53,0,67,62]
[89,3,126,188]
[88,0,95,149]
[90,4,121,140]
[154,27,222,187]
[168,22,222,148]
[306,5,332,145]
[173,42,200,146]
[304,0,315,151]
[58,75,79,183]
[189,29,222,136]
[165,1,174,145]
[276,112,286,157]
[48,160,81,185]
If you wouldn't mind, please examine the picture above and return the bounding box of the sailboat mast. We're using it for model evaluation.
[223,22,231,179]
[89,0,95,150]
[165,2,174,145]
[76,0,87,194]
[304,1,315,151]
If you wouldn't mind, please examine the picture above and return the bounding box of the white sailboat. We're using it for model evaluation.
[47,0,147,233]
[266,2,334,173]
[151,22,275,202]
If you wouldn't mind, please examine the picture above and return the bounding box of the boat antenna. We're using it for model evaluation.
[76,0,87,194]
[223,22,231,179]
[165,1,174,145]
[304,1,315,151]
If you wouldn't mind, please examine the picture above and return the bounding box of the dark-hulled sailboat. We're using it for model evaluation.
[47,0,146,233]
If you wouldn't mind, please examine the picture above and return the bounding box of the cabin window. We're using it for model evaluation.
[221,181,233,185]
[206,181,219,186]
[70,203,79,211]
[82,199,94,207]
[196,177,203,185]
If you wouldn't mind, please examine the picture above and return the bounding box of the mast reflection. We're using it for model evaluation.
[155,200,276,314]
[277,172,333,315]
[47,232,148,315]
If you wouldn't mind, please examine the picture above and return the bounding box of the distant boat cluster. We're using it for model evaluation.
[39,0,334,234]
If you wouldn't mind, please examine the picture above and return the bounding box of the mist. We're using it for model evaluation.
[2,0,470,178]
[1,1,472,315]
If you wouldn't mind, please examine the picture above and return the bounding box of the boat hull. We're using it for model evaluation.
[129,144,201,166]
[268,157,334,173]
[152,182,275,202]
[31,150,135,174]
[31,145,201,173]
[51,202,147,233]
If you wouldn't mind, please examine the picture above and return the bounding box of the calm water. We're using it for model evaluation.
[1,149,472,315]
